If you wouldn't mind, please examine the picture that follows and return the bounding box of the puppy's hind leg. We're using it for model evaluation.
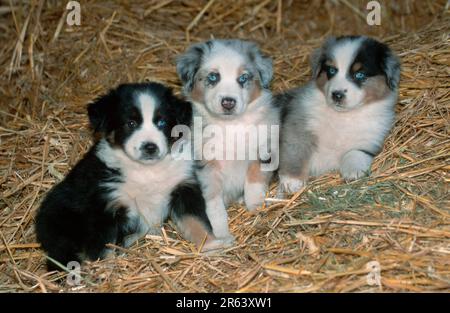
[170,182,233,251]
[172,214,233,252]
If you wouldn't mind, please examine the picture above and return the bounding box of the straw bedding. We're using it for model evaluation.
[0,0,449,292]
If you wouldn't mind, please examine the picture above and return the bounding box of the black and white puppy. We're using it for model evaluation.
[36,82,224,270]
[176,40,280,241]
[277,36,400,194]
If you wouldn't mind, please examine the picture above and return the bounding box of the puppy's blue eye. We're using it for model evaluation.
[156,119,167,129]
[127,120,137,129]
[238,73,250,85]
[327,67,337,76]
[355,72,366,80]
[207,72,220,84]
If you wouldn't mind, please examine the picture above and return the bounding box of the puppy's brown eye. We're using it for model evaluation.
[127,120,137,129]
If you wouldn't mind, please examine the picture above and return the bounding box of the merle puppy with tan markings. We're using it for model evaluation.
[277,36,400,195]
[36,82,226,270]
[176,39,280,242]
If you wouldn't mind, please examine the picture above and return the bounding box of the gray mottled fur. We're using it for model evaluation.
[277,36,400,195]
[277,89,317,179]
[176,39,273,93]
[176,39,278,240]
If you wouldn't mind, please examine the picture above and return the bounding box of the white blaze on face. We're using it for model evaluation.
[124,93,168,163]
[202,45,250,115]
[327,39,366,110]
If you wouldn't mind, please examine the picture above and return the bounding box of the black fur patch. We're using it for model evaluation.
[88,83,192,148]
[274,91,296,123]
[35,82,207,271]
[314,36,399,91]
[350,38,391,87]
[35,146,128,270]
[169,180,212,233]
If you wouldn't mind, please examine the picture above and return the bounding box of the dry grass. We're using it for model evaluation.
[0,0,449,292]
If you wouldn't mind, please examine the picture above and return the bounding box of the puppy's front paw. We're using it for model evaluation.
[147,226,162,236]
[244,183,266,211]
[201,235,235,252]
[340,165,369,181]
[340,150,372,181]
[277,176,306,198]
[123,233,144,247]
[221,234,235,246]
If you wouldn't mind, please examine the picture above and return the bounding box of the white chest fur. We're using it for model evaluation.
[193,93,278,204]
[306,90,395,176]
[96,141,192,229]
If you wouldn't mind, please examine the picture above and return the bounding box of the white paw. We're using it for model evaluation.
[102,248,115,259]
[206,197,231,239]
[122,233,143,248]
[244,183,266,211]
[201,235,235,252]
[244,193,265,212]
[221,234,235,246]
[340,165,369,181]
[340,151,372,181]
[147,226,162,236]
[210,219,232,239]
[277,176,306,197]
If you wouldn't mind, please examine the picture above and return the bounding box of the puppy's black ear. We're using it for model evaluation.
[176,41,212,94]
[172,94,193,127]
[87,91,116,133]
[175,99,193,126]
[310,36,336,78]
[162,87,192,126]
[384,50,401,90]
[248,42,273,89]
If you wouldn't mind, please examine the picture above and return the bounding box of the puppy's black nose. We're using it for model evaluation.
[221,97,236,111]
[332,90,346,102]
[141,142,159,157]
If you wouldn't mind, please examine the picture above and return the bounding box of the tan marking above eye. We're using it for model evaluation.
[197,68,219,81]
[352,62,363,72]
[237,65,249,77]
[363,75,390,104]
[206,68,220,80]
[324,59,336,67]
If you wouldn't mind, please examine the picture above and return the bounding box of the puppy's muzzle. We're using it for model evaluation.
[221,97,236,112]
[331,90,346,103]
[140,142,160,159]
